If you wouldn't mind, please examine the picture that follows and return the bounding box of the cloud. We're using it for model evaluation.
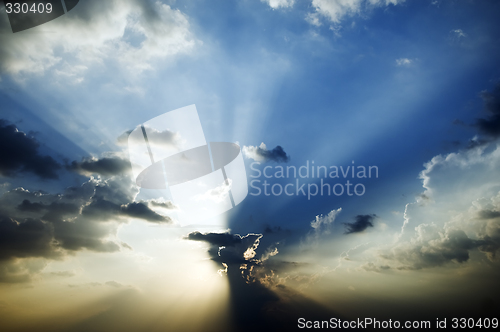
[67,157,131,176]
[395,58,412,66]
[371,138,500,270]
[475,84,500,138]
[0,172,171,282]
[311,208,341,233]
[451,29,467,39]
[383,225,482,269]
[0,120,61,179]
[0,258,46,283]
[262,0,295,9]
[0,216,60,261]
[149,200,176,210]
[194,179,232,203]
[243,142,290,163]
[128,127,181,149]
[185,231,263,265]
[185,231,243,247]
[0,0,197,79]
[120,202,170,223]
[344,214,376,234]
[302,208,341,247]
[307,0,405,25]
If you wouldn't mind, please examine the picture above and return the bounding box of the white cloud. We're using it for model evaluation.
[0,0,198,79]
[262,0,295,9]
[395,58,412,66]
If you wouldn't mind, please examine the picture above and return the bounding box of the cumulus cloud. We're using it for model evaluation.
[0,0,198,79]
[185,231,244,247]
[0,173,171,282]
[383,225,482,269]
[243,142,290,163]
[262,0,295,9]
[372,139,500,270]
[344,214,376,234]
[0,120,61,179]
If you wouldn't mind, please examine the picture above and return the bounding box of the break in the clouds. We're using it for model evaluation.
[0,0,197,79]
[344,214,376,234]
[0,120,61,179]
[243,142,290,163]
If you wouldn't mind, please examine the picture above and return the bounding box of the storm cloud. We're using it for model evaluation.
[0,120,61,179]
[344,214,376,234]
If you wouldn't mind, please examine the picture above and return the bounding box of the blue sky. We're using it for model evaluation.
[1,0,500,330]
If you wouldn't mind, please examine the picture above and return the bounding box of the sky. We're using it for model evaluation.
[1,0,500,331]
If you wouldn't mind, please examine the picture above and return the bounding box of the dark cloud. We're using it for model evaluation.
[243,143,290,163]
[185,231,243,247]
[344,214,376,234]
[0,120,61,179]
[0,174,172,282]
[478,209,500,219]
[476,84,500,137]
[0,217,58,261]
[121,202,170,223]
[67,157,131,176]
[382,226,487,270]
[263,225,282,234]
[185,231,265,266]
